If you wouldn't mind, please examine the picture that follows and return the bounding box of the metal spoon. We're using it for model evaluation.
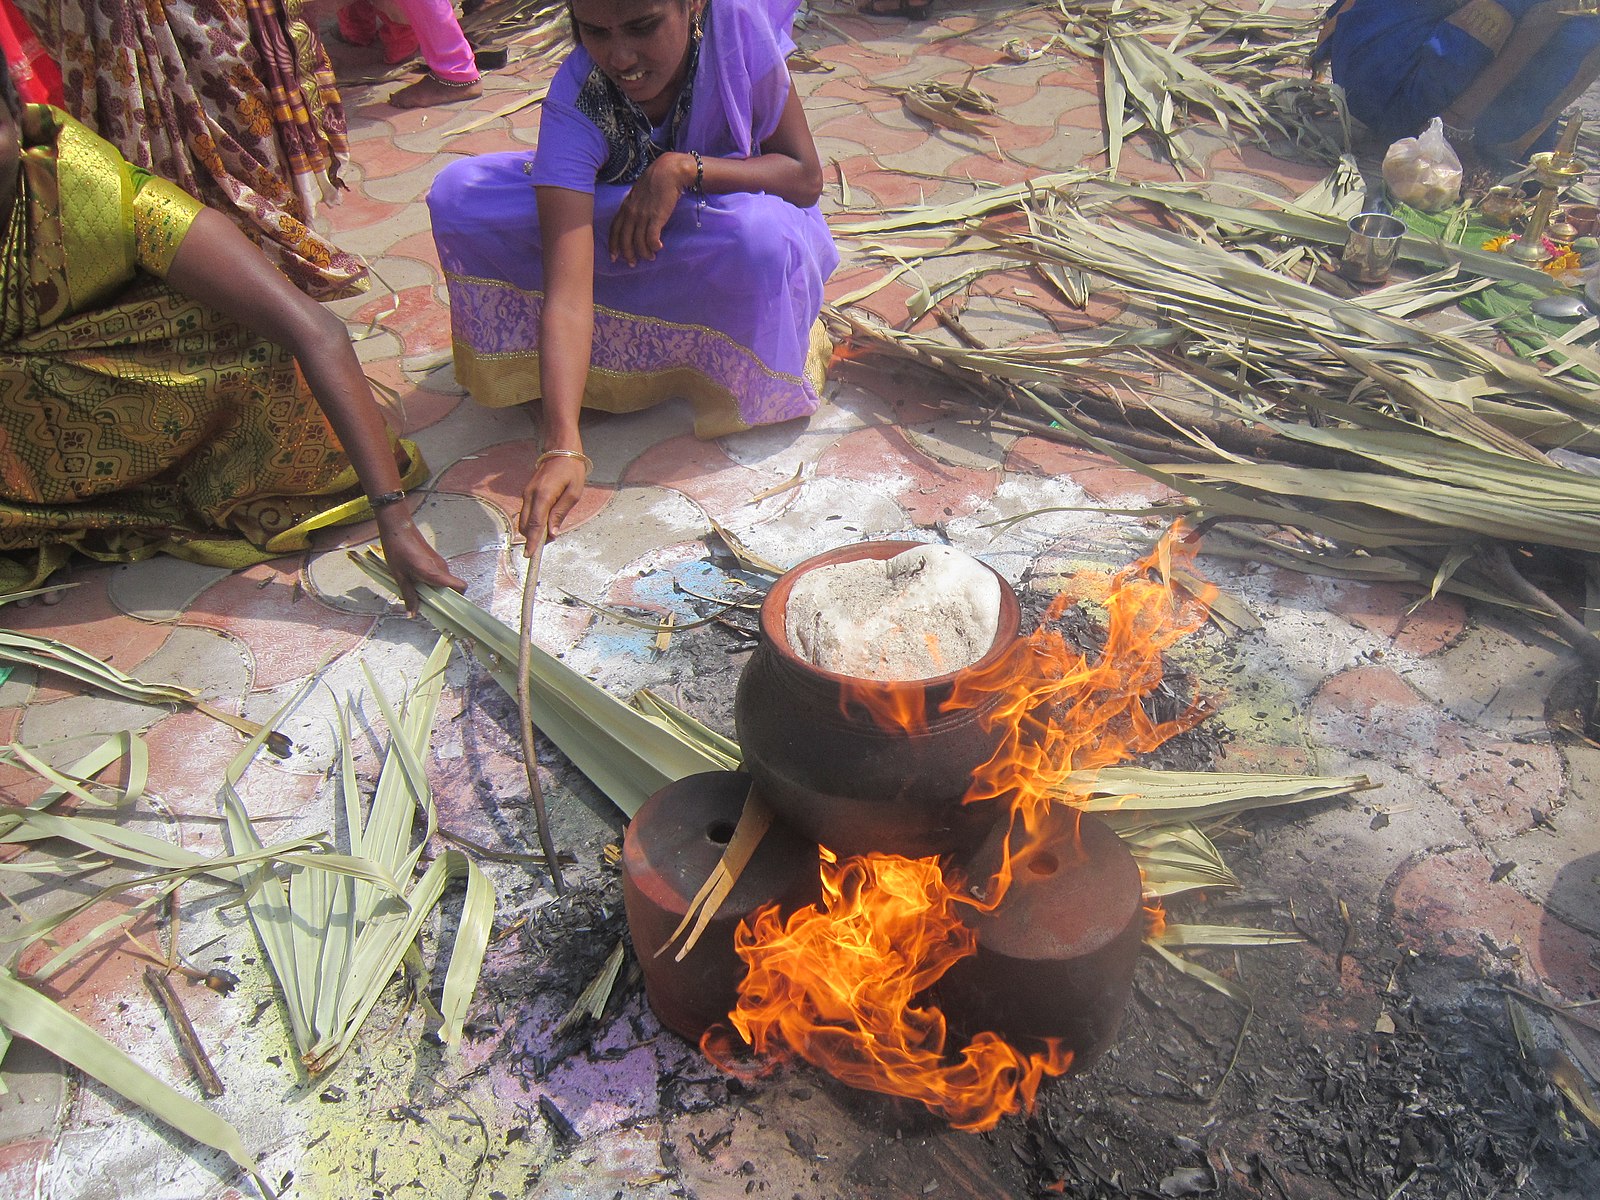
[1531,292,1597,319]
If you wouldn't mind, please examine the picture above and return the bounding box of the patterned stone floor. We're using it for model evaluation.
[1,2,1598,1198]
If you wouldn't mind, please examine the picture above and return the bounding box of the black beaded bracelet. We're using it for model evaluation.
[688,150,707,228]
[368,489,408,510]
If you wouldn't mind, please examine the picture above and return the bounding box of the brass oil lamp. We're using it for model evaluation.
[1511,118,1587,263]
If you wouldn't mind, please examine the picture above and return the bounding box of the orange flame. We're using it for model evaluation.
[956,528,1214,898]
[1144,901,1168,941]
[710,526,1215,1129]
[708,851,1071,1131]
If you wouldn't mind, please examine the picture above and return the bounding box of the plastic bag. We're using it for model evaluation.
[1382,118,1463,213]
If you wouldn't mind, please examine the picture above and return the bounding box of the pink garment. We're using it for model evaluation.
[338,0,419,63]
[389,0,477,83]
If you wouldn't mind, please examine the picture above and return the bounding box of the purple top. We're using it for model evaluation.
[533,0,799,194]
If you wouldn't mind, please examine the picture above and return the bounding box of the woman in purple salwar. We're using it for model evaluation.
[427,0,836,542]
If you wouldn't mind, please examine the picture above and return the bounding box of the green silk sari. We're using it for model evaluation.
[0,106,424,592]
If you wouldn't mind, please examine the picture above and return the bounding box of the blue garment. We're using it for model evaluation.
[1316,0,1600,156]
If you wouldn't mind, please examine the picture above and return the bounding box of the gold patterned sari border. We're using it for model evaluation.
[442,269,809,387]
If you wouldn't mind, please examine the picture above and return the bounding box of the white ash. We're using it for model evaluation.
[785,544,1002,680]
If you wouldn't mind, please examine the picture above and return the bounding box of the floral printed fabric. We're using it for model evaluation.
[16,0,367,300]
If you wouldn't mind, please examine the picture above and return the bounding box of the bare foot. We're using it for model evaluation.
[388,75,482,109]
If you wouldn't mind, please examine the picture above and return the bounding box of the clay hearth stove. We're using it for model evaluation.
[623,539,1200,1129]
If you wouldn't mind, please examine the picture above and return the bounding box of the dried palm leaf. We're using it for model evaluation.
[629,689,742,771]
[833,169,1098,236]
[1052,2,1293,176]
[659,786,772,960]
[1259,78,1352,163]
[1079,178,1560,290]
[441,83,550,139]
[892,80,1000,139]
[748,464,809,503]
[554,939,627,1035]
[1149,921,1303,1010]
[1147,939,1253,1007]
[0,739,402,979]
[0,627,290,754]
[706,517,789,577]
[559,589,741,634]
[224,635,495,1073]
[1070,766,1372,819]
[1165,427,1600,555]
[1155,923,1304,949]
[1125,823,1239,896]
[0,970,271,1195]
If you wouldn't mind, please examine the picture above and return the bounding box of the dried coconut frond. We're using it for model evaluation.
[0,728,353,1195]
[0,625,289,754]
[629,689,742,771]
[555,940,627,1035]
[892,81,1001,138]
[1047,3,1296,176]
[223,635,496,1074]
[1126,823,1239,896]
[1068,767,1372,819]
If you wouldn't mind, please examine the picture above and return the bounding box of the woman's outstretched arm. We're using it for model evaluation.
[522,184,599,545]
[164,207,465,612]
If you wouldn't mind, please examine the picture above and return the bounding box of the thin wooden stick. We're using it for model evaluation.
[144,968,224,1098]
[517,529,566,895]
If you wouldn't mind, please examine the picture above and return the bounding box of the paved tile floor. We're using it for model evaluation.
[1,2,1598,1197]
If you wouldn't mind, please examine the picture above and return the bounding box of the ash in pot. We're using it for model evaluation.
[784,544,1001,680]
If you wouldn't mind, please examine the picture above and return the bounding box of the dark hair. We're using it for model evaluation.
[566,0,694,29]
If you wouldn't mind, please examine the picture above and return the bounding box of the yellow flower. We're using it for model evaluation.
[1542,249,1582,274]
[1482,234,1515,252]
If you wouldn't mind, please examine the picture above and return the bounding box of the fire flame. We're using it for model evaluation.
[707,527,1215,1130]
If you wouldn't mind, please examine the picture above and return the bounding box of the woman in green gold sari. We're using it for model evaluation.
[0,71,464,609]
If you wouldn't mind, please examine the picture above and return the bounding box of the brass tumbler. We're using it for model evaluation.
[1339,212,1406,285]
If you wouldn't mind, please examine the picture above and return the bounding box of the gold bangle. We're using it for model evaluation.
[536,449,594,473]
